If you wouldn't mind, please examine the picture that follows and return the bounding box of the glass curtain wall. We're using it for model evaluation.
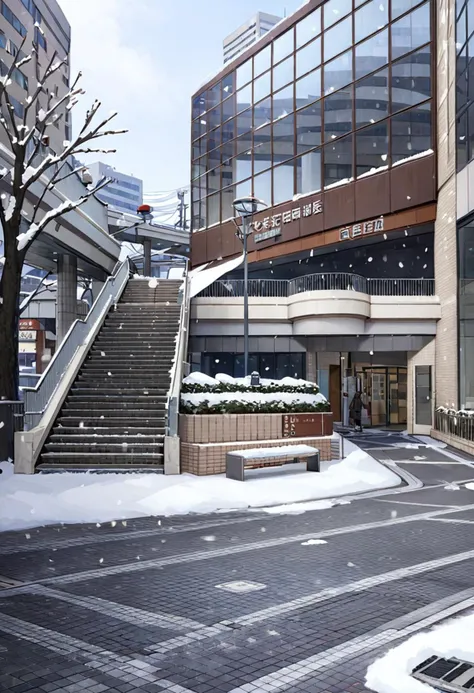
[459,219,474,408]
[191,0,432,231]
[456,0,474,169]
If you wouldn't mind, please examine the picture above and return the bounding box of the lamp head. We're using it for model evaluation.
[232,195,266,218]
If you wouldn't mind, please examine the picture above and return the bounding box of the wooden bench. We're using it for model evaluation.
[226,444,320,481]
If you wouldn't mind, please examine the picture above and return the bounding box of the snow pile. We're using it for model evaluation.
[366,612,474,693]
[182,391,327,407]
[0,450,400,531]
[183,373,319,389]
[437,406,474,417]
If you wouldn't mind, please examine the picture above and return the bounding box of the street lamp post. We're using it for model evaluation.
[232,196,267,377]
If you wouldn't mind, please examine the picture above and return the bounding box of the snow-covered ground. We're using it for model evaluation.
[0,448,400,532]
[366,612,474,693]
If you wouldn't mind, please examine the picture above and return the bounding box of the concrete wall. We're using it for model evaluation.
[407,339,436,434]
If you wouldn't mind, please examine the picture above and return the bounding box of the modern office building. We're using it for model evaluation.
[223,12,282,65]
[0,0,71,154]
[189,0,446,434]
[88,162,143,215]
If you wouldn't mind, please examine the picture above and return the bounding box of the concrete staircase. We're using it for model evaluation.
[38,278,182,471]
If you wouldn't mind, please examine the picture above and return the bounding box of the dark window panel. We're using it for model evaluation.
[324,49,353,95]
[221,185,236,220]
[273,114,295,165]
[192,93,206,120]
[468,1,474,39]
[222,95,235,122]
[355,0,388,42]
[192,160,206,180]
[324,86,353,142]
[296,36,321,78]
[207,127,221,151]
[208,148,221,172]
[391,102,431,163]
[297,101,322,153]
[236,109,252,136]
[192,119,207,141]
[273,54,295,91]
[273,160,295,203]
[324,0,352,29]
[207,167,221,195]
[458,7,467,53]
[468,101,474,161]
[355,68,389,128]
[296,68,321,109]
[296,8,321,48]
[207,82,222,111]
[207,104,222,132]
[324,15,352,62]
[235,133,253,156]
[222,72,235,97]
[222,117,236,143]
[273,28,294,64]
[273,84,294,120]
[296,149,322,194]
[207,193,221,226]
[392,45,431,113]
[255,44,271,76]
[457,109,468,170]
[324,133,353,186]
[356,120,389,177]
[391,3,430,60]
[355,28,389,80]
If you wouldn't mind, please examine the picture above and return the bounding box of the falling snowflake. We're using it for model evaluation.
[99,558,104,564]
[107,372,112,376]
[347,562,356,567]
[391,511,398,519]
[0,422,4,429]
[100,352,105,357]
[368,257,373,262]
[201,535,216,542]
[399,262,404,268]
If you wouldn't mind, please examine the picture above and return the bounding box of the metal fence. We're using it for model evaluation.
[23,259,130,431]
[197,274,436,299]
[435,409,474,443]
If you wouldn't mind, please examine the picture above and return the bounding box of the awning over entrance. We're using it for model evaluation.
[189,253,244,298]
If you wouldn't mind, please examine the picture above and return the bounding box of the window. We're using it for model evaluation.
[392,0,424,21]
[355,0,388,42]
[296,68,321,108]
[236,59,252,89]
[253,169,272,206]
[34,26,47,51]
[273,29,294,64]
[356,121,389,177]
[222,73,235,98]
[9,94,24,117]
[273,114,295,164]
[355,68,389,127]
[296,101,322,152]
[355,29,389,80]
[253,123,272,173]
[323,133,353,186]
[296,37,321,78]
[1,2,27,37]
[12,66,28,90]
[391,102,431,163]
[459,221,474,407]
[254,70,271,102]
[324,0,352,28]
[254,96,271,129]
[273,84,293,120]
[236,108,252,136]
[207,193,221,226]
[324,87,353,141]
[391,3,430,60]
[207,104,221,130]
[105,186,141,202]
[273,160,295,203]
[273,54,294,91]
[391,46,431,113]
[236,84,252,113]
[222,95,235,122]
[296,8,321,48]
[324,16,352,61]
[254,45,271,76]
[296,149,321,193]
[324,49,352,95]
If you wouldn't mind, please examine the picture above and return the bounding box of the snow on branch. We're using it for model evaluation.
[16,177,110,252]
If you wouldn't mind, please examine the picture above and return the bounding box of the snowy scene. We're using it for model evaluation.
[0,0,473,692]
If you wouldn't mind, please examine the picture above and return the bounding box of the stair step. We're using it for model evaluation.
[40,452,165,465]
[45,442,164,454]
[66,395,167,402]
[36,464,165,472]
[62,404,167,412]
[50,434,164,443]
[70,387,166,394]
[52,426,166,435]
[57,417,166,427]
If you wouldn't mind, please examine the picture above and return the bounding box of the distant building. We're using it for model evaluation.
[223,12,281,64]
[88,162,143,214]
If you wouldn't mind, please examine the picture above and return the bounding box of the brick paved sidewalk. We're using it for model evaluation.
[1,437,474,693]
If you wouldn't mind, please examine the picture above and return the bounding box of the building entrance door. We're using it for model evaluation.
[355,367,407,427]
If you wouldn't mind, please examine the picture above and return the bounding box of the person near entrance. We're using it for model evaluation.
[349,391,367,432]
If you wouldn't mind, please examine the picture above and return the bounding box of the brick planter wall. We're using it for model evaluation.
[179,412,335,475]
[179,412,333,444]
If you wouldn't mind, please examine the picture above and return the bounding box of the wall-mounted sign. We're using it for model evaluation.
[19,319,40,330]
[254,227,281,243]
[252,200,323,235]
[283,414,321,438]
[19,330,36,342]
[340,216,384,241]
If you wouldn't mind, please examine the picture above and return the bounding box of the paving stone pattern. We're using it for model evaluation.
[2,432,474,692]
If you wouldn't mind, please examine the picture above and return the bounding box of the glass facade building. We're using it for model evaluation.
[191,0,432,232]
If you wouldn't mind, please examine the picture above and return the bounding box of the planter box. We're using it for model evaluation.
[179,412,333,444]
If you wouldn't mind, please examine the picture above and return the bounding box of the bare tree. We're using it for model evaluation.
[0,39,127,400]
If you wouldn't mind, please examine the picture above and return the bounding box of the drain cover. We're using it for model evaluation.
[0,575,24,590]
[413,656,474,692]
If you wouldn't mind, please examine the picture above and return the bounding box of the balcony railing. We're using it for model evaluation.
[435,408,474,443]
[197,274,436,298]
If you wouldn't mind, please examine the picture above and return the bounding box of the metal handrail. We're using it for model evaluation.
[197,274,436,298]
[166,261,190,437]
[23,259,131,430]
[435,408,474,442]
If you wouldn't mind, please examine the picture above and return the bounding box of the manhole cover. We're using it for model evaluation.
[413,656,474,692]
[216,580,266,593]
[0,575,24,590]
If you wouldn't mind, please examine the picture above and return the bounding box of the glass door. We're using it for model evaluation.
[371,370,387,427]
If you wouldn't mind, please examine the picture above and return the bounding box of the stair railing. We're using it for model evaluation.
[23,258,131,431]
[166,261,190,447]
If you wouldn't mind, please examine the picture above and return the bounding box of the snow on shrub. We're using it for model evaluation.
[180,372,331,415]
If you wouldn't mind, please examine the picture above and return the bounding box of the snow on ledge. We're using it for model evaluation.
[366,612,474,693]
[324,177,354,190]
[230,444,320,459]
[392,149,434,168]
[357,165,389,179]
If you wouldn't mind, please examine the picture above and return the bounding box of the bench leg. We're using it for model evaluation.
[226,454,245,481]
[306,453,320,472]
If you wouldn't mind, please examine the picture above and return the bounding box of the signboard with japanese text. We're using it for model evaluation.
[283,414,323,438]
[19,330,36,342]
[252,199,323,241]
[339,216,384,241]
